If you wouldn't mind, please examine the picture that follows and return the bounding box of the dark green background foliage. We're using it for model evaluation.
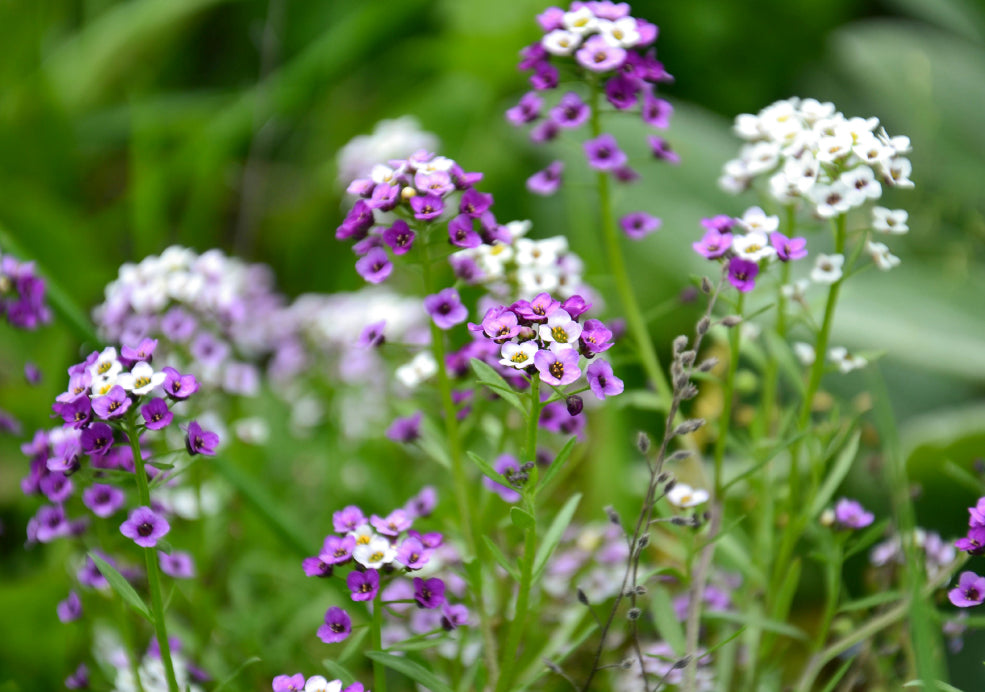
[2,0,984,688]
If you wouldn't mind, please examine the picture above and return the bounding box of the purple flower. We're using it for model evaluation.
[413,577,446,609]
[371,509,413,536]
[693,228,733,259]
[460,188,494,218]
[336,199,375,240]
[273,673,306,692]
[317,607,352,644]
[604,75,641,110]
[575,34,627,72]
[32,504,69,543]
[448,215,482,248]
[969,497,985,527]
[333,505,366,533]
[386,412,422,443]
[647,134,680,163]
[613,165,639,183]
[369,183,400,211]
[120,506,170,548]
[441,603,470,630]
[641,92,673,128]
[549,92,590,128]
[530,62,559,90]
[770,231,808,261]
[355,247,393,284]
[561,295,592,318]
[121,338,158,364]
[619,212,662,239]
[383,220,415,255]
[396,537,433,570]
[534,348,581,386]
[321,534,357,565]
[727,257,759,293]
[53,395,92,429]
[83,483,126,518]
[955,526,985,555]
[191,332,229,368]
[159,551,196,579]
[483,454,522,503]
[162,367,199,400]
[140,398,173,431]
[580,318,614,353]
[161,308,197,341]
[57,591,82,622]
[586,360,625,400]
[536,7,564,31]
[358,320,386,348]
[530,119,560,143]
[833,498,874,530]
[506,92,543,126]
[424,288,467,330]
[584,134,628,171]
[77,554,111,589]
[40,473,73,504]
[302,554,333,578]
[469,306,521,341]
[949,571,985,608]
[24,362,42,385]
[526,161,564,196]
[415,170,455,197]
[65,664,89,690]
[512,292,561,322]
[404,486,437,518]
[347,569,380,601]
[185,420,219,456]
[80,422,115,456]
[410,194,444,221]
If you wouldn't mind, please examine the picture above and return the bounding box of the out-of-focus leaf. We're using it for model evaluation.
[532,493,581,580]
[364,651,453,692]
[89,552,151,621]
[809,431,861,520]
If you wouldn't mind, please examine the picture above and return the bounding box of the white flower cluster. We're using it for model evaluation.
[451,220,594,302]
[336,116,440,187]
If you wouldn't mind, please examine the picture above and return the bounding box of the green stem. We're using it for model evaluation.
[526,376,541,463]
[588,83,671,405]
[812,540,843,653]
[371,592,387,692]
[713,292,744,498]
[125,412,180,692]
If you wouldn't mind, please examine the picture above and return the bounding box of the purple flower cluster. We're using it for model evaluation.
[511,1,676,192]
[339,151,510,283]
[304,488,470,645]
[272,673,367,692]
[831,497,874,530]
[949,497,985,607]
[0,249,51,329]
[691,211,808,293]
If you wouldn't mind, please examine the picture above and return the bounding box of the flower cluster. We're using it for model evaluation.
[511,1,677,191]
[336,115,440,187]
[338,151,508,284]
[272,674,367,692]
[692,207,808,293]
[870,528,955,581]
[949,497,985,607]
[304,488,470,646]
[469,292,623,398]
[450,220,595,302]
[0,248,51,329]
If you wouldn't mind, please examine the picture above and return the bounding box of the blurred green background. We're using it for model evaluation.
[2,0,985,688]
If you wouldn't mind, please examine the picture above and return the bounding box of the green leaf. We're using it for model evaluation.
[213,657,262,692]
[320,659,356,685]
[510,506,535,531]
[703,610,807,640]
[533,493,581,580]
[338,627,370,664]
[364,651,453,692]
[482,536,520,581]
[466,451,511,488]
[89,552,151,621]
[942,459,984,494]
[809,430,861,520]
[902,680,965,692]
[614,389,669,412]
[470,358,525,413]
[536,436,578,495]
[819,658,854,692]
[650,585,686,655]
[843,518,891,559]
[839,590,903,613]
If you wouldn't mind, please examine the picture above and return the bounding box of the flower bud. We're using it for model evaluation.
[565,395,584,417]
[636,432,651,454]
[627,607,641,620]
[720,315,742,327]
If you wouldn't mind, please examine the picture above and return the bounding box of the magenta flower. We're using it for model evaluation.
[526,161,564,196]
[302,555,333,578]
[534,348,581,386]
[371,509,413,536]
[396,536,433,570]
[512,292,561,322]
[382,220,415,255]
[369,183,400,211]
[120,506,170,548]
[317,607,352,644]
[65,664,88,690]
[969,497,985,527]
[410,194,444,221]
[586,360,625,400]
[619,212,662,239]
[727,257,760,293]
[530,119,560,143]
[424,288,467,330]
[355,247,393,284]
[82,483,126,518]
[459,188,494,217]
[347,569,380,602]
[550,92,591,128]
[333,505,366,533]
[949,572,985,608]
[121,338,158,364]
[576,34,627,72]
[320,535,356,565]
[530,62,559,90]
[159,551,196,579]
[413,577,446,609]
[469,306,521,341]
[584,134,628,171]
[92,386,131,420]
[580,319,614,353]
[404,486,437,519]
[956,526,985,555]
[770,231,808,261]
[833,498,874,530]
[693,228,733,259]
[273,673,307,692]
[53,395,92,429]
[386,412,422,443]
[336,200,375,240]
[441,603,470,630]
[448,215,482,248]
[506,92,543,126]
[140,398,173,431]
[647,134,680,163]
[57,591,82,623]
[80,423,114,456]
[641,92,673,128]
[604,74,641,110]
[185,420,219,456]
[162,367,199,400]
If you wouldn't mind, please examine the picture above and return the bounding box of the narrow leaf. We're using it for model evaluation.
[364,651,453,692]
[466,451,511,488]
[510,506,535,531]
[703,610,807,640]
[470,359,525,412]
[533,493,581,580]
[213,657,262,692]
[320,659,355,685]
[809,431,861,520]
[89,552,151,621]
[537,436,578,495]
[482,536,520,581]
[650,585,686,655]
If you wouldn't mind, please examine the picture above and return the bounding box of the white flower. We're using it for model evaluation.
[234,417,270,445]
[872,206,909,234]
[797,98,836,124]
[866,241,901,271]
[808,182,853,219]
[842,115,879,143]
[116,361,166,396]
[810,254,844,284]
[500,342,539,369]
[828,346,867,373]
[852,134,893,166]
[876,127,911,154]
[304,676,343,692]
[737,206,780,234]
[353,535,398,569]
[733,113,765,140]
[781,278,810,301]
[542,29,581,55]
[740,141,781,176]
[91,375,119,398]
[839,166,882,203]
[667,483,710,508]
[815,133,854,164]
[562,6,598,34]
[732,232,776,262]
[598,17,640,47]
[882,156,914,188]
[89,347,122,381]
[517,266,560,297]
[503,219,532,240]
[793,342,816,366]
[348,524,376,547]
[539,309,582,348]
[395,351,437,389]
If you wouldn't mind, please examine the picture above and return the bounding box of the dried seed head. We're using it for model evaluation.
[697,317,711,335]
[577,588,590,606]
[674,373,690,391]
[680,350,696,366]
[636,431,651,454]
[701,276,713,294]
[720,315,743,327]
[521,462,535,471]
[657,472,671,484]
[664,479,677,493]
[635,585,647,596]
[671,516,689,526]
[620,658,634,670]
[673,335,689,354]
[698,357,719,372]
[627,607,642,620]
[674,418,705,436]
[667,450,693,463]
[674,656,692,670]
[636,534,650,550]
[605,505,622,527]
[680,383,699,400]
